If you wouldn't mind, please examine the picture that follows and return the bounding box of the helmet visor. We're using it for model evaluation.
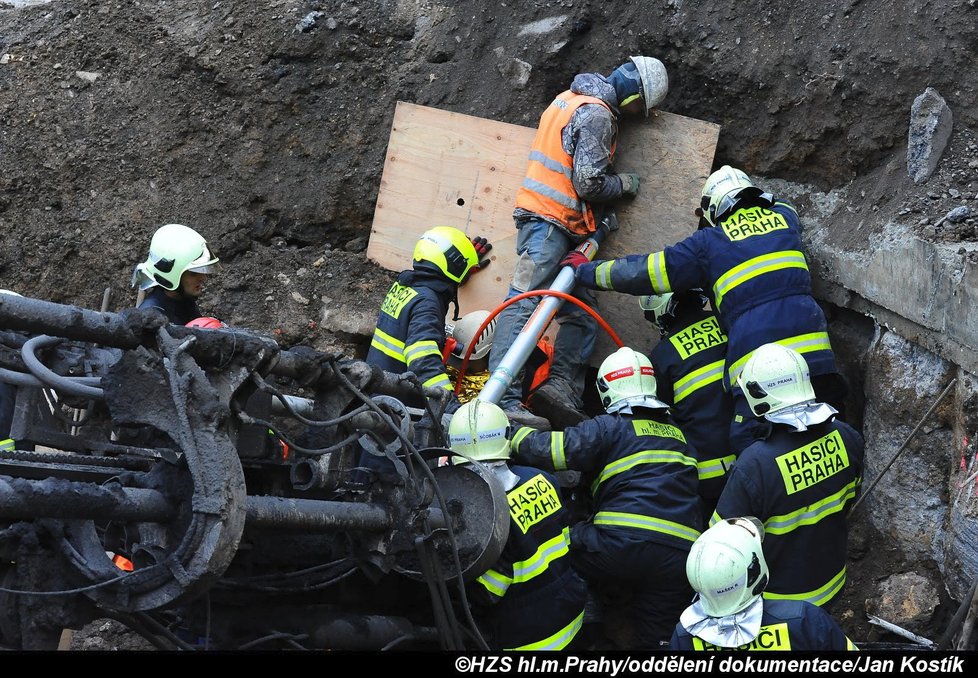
[723,516,765,543]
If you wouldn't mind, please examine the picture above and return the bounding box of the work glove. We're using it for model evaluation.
[468,236,493,275]
[559,251,590,270]
[618,172,641,198]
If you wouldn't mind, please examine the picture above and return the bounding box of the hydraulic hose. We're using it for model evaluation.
[454,291,623,397]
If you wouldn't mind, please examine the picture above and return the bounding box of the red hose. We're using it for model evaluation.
[454,289,624,395]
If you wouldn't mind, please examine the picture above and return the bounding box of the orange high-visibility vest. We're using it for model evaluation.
[515,91,615,236]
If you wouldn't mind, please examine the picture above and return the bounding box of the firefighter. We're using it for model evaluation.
[671,516,858,650]
[641,290,735,515]
[509,346,701,648]
[710,343,864,609]
[366,227,491,408]
[131,223,220,326]
[488,56,669,430]
[448,399,588,651]
[563,165,848,453]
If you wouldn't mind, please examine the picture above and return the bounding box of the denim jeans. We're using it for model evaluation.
[487,218,597,409]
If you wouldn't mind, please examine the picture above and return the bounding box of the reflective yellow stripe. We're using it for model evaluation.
[763,479,860,535]
[369,327,406,363]
[421,373,452,390]
[404,339,441,365]
[591,449,697,495]
[713,250,808,310]
[0,439,13,452]
[477,528,573,599]
[728,332,833,387]
[673,359,725,403]
[698,453,736,481]
[594,511,701,542]
[510,426,536,449]
[648,251,670,293]
[595,261,615,289]
[550,432,566,471]
[763,566,846,607]
[507,608,585,651]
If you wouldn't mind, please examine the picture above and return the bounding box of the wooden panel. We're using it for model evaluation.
[368,101,719,365]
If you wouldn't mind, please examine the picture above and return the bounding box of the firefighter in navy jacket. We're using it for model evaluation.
[710,344,864,609]
[562,166,847,454]
[510,347,702,648]
[671,516,857,651]
[449,399,588,651]
[642,289,735,514]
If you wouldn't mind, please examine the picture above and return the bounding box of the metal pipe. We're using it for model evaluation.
[0,476,175,521]
[245,495,446,532]
[479,228,606,405]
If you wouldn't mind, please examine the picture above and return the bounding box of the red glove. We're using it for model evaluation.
[560,251,589,270]
[468,236,493,276]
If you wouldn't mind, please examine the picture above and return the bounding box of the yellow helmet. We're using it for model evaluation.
[412,226,479,284]
[448,399,511,464]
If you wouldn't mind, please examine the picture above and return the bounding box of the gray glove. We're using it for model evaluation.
[619,172,641,198]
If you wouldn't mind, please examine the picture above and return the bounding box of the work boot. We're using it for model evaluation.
[503,403,552,431]
[528,377,587,429]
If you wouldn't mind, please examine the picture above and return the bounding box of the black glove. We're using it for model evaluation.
[560,251,590,270]
[469,236,493,275]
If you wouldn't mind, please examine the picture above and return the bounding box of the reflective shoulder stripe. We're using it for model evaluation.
[507,608,585,651]
[713,250,809,310]
[673,359,725,403]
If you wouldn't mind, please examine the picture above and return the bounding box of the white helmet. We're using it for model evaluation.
[639,292,676,333]
[595,347,668,413]
[448,399,511,464]
[450,310,495,362]
[131,223,219,291]
[686,517,769,617]
[630,56,669,114]
[737,343,816,417]
[699,165,764,227]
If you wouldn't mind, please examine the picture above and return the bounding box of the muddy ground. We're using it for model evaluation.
[2,0,978,651]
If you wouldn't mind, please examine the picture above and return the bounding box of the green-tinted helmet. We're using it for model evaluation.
[448,399,511,464]
[412,226,479,284]
[686,517,769,617]
[131,223,219,291]
[595,347,668,413]
[737,343,816,417]
[700,165,763,227]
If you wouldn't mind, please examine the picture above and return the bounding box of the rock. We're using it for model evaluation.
[907,87,953,184]
[946,206,971,223]
[865,571,939,633]
[496,56,532,89]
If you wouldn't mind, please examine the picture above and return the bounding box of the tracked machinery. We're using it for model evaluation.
[0,293,510,651]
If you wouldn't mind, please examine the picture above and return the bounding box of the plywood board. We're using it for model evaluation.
[368,101,719,365]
